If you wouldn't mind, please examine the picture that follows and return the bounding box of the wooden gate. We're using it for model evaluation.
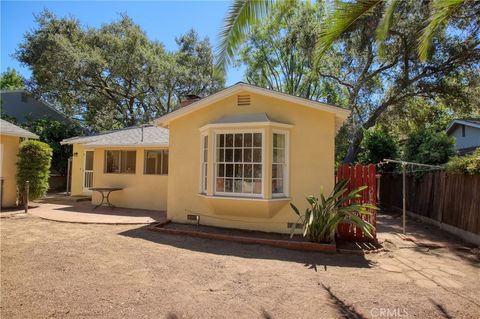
[336,163,377,241]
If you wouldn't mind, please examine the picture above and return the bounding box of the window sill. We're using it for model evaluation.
[197,194,291,202]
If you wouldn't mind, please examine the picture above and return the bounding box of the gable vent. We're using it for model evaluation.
[237,94,251,106]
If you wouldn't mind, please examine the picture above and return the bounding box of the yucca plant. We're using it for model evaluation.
[289,179,377,243]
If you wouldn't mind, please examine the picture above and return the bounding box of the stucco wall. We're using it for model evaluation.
[449,125,480,150]
[71,144,168,211]
[0,134,20,207]
[166,91,336,233]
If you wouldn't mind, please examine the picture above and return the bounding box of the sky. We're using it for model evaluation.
[1,0,245,85]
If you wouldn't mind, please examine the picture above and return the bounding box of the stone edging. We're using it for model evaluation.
[147,221,337,253]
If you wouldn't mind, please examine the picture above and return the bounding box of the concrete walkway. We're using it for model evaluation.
[26,200,166,224]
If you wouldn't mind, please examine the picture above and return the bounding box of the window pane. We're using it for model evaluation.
[234,149,242,162]
[162,151,168,174]
[253,149,262,162]
[244,133,252,147]
[218,164,225,177]
[225,149,233,162]
[225,179,233,192]
[226,164,234,177]
[219,134,224,147]
[273,133,285,148]
[105,151,120,173]
[226,134,234,147]
[273,149,285,163]
[234,134,243,147]
[203,149,208,162]
[217,148,224,162]
[234,179,242,193]
[243,179,253,193]
[216,178,224,192]
[85,151,94,170]
[123,151,136,173]
[253,180,262,194]
[234,164,243,178]
[253,164,262,178]
[272,179,283,194]
[272,164,283,179]
[244,148,252,162]
[244,164,253,178]
[253,133,262,147]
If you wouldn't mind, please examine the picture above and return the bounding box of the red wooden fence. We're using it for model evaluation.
[336,163,377,242]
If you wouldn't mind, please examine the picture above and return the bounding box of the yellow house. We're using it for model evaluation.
[63,83,350,233]
[0,119,39,208]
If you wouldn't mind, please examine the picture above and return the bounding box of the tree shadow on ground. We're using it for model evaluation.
[430,299,453,319]
[119,226,374,269]
[321,284,366,319]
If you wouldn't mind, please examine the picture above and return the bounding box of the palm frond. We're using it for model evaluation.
[376,0,398,43]
[316,0,384,57]
[215,0,273,73]
[418,0,464,62]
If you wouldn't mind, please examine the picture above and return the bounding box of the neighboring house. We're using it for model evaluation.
[445,119,480,155]
[0,119,39,208]
[0,90,74,124]
[62,82,350,233]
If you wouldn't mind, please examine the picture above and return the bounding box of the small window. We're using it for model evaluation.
[462,125,466,137]
[144,150,168,175]
[105,150,136,174]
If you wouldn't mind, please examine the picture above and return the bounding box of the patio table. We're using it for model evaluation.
[90,187,123,209]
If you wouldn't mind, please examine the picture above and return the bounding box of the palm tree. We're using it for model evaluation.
[216,0,470,70]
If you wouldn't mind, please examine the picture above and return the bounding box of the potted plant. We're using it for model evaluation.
[290,179,376,243]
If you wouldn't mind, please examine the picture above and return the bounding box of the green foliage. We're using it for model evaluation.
[16,140,53,201]
[216,0,272,72]
[358,128,399,165]
[237,1,349,104]
[21,117,82,175]
[16,11,224,131]
[445,148,480,175]
[403,129,455,165]
[0,68,24,90]
[289,180,376,243]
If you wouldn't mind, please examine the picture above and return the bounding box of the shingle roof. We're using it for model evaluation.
[61,125,169,147]
[0,119,39,139]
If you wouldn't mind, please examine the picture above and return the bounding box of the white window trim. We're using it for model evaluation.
[213,128,266,198]
[272,129,290,198]
[199,132,208,194]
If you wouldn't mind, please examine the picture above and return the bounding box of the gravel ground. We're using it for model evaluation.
[1,214,479,318]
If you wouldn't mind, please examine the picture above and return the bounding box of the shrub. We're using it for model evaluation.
[445,148,480,175]
[358,128,399,170]
[403,129,455,165]
[16,140,52,202]
[289,180,376,243]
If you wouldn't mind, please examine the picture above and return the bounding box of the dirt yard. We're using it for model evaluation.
[1,213,479,318]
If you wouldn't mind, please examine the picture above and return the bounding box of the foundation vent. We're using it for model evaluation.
[237,94,251,106]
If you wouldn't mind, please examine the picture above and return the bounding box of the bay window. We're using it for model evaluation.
[215,132,263,196]
[202,127,289,199]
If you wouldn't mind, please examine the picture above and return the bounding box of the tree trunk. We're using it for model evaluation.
[344,129,364,163]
